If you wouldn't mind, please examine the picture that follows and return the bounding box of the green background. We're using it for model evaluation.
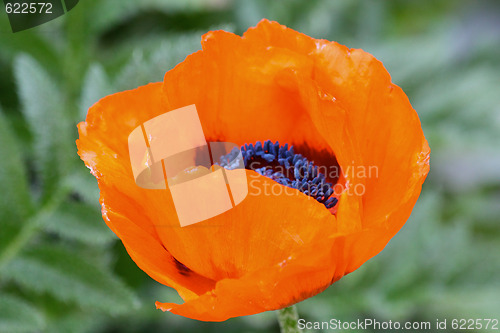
[1,0,499,332]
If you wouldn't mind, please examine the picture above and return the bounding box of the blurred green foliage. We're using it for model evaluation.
[0,0,499,332]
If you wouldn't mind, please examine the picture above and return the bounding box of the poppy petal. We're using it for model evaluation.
[162,28,332,153]
[153,172,336,281]
[77,83,216,300]
[244,19,430,231]
[155,227,392,321]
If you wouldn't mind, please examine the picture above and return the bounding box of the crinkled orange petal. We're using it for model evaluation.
[162,28,331,152]
[155,235,340,321]
[240,19,430,270]
[155,227,393,321]
[244,20,430,230]
[77,83,216,300]
[154,172,335,281]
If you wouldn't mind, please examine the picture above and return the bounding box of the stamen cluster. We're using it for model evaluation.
[219,140,338,209]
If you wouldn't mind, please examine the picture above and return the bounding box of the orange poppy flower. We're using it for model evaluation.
[77,19,430,321]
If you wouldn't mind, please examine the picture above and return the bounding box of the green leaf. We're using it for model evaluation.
[115,33,201,90]
[0,108,33,222]
[2,244,139,315]
[79,63,112,121]
[45,311,105,333]
[0,293,45,333]
[0,108,34,258]
[0,23,60,73]
[14,54,73,201]
[428,287,500,319]
[64,166,100,205]
[43,201,115,246]
[90,0,221,36]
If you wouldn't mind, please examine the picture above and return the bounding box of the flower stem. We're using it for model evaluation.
[277,305,302,333]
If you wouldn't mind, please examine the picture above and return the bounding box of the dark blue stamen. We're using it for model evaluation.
[218,140,338,209]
